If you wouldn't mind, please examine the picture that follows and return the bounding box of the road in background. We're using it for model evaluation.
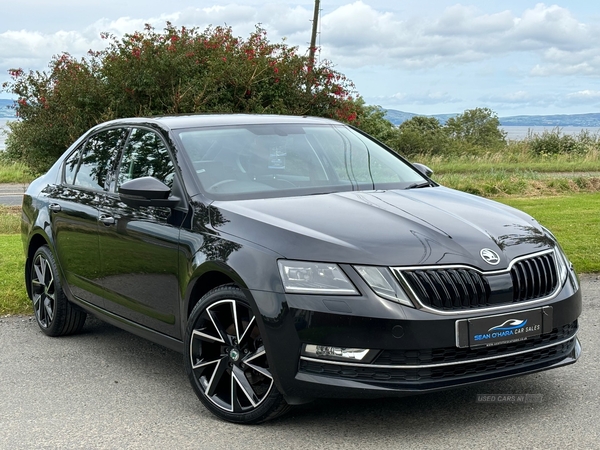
[0,276,598,449]
[0,184,27,206]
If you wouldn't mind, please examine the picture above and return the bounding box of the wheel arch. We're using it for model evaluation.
[184,261,250,322]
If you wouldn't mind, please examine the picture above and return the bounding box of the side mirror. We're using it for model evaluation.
[412,163,434,178]
[118,176,180,208]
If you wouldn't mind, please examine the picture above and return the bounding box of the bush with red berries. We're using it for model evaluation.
[3,24,372,173]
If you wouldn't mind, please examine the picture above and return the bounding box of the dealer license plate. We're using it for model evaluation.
[456,307,552,348]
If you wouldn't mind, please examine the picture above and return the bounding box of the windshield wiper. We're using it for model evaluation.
[405,181,432,189]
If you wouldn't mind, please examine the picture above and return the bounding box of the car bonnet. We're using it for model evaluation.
[209,186,554,269]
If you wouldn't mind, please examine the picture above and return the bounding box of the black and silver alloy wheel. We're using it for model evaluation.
[31,250,56,328]
[29,246,87,336]
[185,285,288,423]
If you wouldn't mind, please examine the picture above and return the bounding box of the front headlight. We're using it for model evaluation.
[543,226,572,286]
[354,266,413,307]
[554,246,570,285]
[277,260,358,295]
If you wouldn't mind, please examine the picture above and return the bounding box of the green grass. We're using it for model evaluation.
[0,206,21,234]
[435,172,600,198]
[0,234,30,315]
[499,193,600,273]
[414,147,600,174]
[409,145,600,197]
[0,161,34,184]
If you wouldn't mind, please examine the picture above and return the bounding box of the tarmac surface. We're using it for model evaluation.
[0,183,28,206]
[0,275,598,449]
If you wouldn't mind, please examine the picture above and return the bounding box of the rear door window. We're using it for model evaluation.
[64,128,129,190]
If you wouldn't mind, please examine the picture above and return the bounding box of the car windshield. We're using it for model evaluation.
[176,123,428,200]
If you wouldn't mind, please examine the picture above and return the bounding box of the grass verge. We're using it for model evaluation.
[0,234,30,315]
[414,148,600,174]
[0,205,21,234]
[0,161,34,184]
[500,193,600,273]
[435,172,600,197]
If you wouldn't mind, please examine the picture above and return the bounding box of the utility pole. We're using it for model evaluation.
[308,0,320,73]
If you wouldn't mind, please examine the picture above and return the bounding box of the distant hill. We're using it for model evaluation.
[384,110,456,125]
[384,109,600,127]
[499,113,600,127]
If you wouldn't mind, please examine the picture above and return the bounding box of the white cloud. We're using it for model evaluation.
[389,90,462,105]
[478,91,556,110]
[568,90,600,99]
[564,90,600,104]
[315,1,600,76]
[0,29,106,73]
[321,2,398,48]
[428,5,514,36]
[89,13,181,37]
[259,5,312,37]
[476,88,600,111]
[481,91,532,103]
[513,3,589,50]
[2,2,599,75]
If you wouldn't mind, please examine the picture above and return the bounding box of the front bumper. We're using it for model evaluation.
[250,270,582,401]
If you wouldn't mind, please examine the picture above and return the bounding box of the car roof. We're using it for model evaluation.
[97,114,341,131]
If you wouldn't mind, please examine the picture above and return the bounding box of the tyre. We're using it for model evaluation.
[30,245,87,336]
[184,285,289,424]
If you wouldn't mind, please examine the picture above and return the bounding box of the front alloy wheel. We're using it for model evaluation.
[184,285,288,423]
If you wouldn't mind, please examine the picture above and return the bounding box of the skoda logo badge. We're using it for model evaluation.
[480,248,500,265]
[229,348,240,362]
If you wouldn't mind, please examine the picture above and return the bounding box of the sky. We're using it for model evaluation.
[1,0,600,116]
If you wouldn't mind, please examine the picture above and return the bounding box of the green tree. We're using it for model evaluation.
[350,101,397,144]
[390,116,447,156]
[2,24,365,173]
[445,107,506,149]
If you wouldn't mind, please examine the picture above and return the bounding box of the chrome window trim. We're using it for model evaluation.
[299,332,578,370]
[391,249,564,316]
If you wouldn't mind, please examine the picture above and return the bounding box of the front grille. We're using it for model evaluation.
[396,251,560,311]
[400,268,490,310]
[374,321,577,366]
[511,252,559,302]
[299,324,578,384]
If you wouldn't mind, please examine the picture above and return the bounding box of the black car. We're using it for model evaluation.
[21,114,581,423]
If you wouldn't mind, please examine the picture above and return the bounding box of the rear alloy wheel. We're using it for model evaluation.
[30,246,86,336]
[185,285,289,423]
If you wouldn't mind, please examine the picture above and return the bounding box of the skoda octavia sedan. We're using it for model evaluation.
[22,114,581,423]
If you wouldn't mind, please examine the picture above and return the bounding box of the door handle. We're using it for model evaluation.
[99,215,115,226]
[49,203,61,212]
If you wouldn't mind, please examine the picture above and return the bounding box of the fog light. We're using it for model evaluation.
[304,344,370,361]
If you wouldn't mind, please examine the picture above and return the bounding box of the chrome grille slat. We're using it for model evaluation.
[401,268,491,311]
[531,259,540,298]
[430,271,451,308]
[523,260,532,299]
[511,253,559,302]
[450,270,464,306]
